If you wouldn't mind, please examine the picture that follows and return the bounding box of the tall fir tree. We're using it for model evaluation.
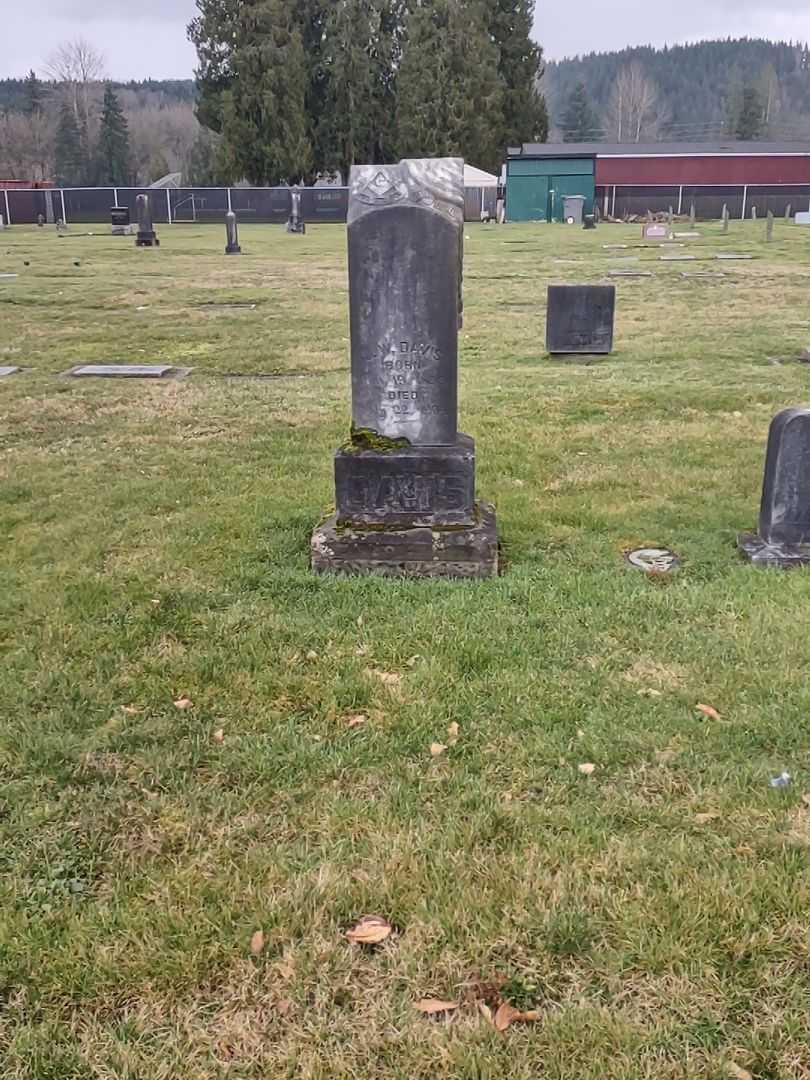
[95,84,131,184]
[22,70,43,116]
[318,0,403,179]
[735,83,766,139]
[487,0,548,146]
[54,98,86,186]
[560,82,600,141]
[397,0,503,172]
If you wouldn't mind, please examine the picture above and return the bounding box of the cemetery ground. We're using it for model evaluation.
[1,220,809,1080]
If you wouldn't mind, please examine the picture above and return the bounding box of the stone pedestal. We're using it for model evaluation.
[310,157,497,579]
[135,194,159,247]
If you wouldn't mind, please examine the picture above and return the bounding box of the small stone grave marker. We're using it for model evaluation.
[0,273,18,279]
[66,364,177,378]
[795,212,810,225]
[674,232,700,239]
[609,270,653,278]
[546,285,615,355]
[722,205,729,232]
[739,408,810,567]
[0,365,22,377]
[716,253,753,261]
[660,255,696,262]
[626,547,680,573]
[642,224,668,239]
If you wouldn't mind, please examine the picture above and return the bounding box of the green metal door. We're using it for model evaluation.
[507,175,549,222]
[549,174,595,221]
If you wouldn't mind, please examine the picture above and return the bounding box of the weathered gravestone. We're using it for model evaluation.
[135,194,159,247]
[689,201,696,226]
[751,205,758,221]
[739,408,810,567]
[111,205,130,235]
[225,210,241,254]
[0,366,22,377]
[546,285,615,355]
[722,204,729,233]
[766,210,775,242]
[37,214,45,227]
[310,157,497,578]
[785,204,792,221]
[286,188,306,234]
[643,224,668,240]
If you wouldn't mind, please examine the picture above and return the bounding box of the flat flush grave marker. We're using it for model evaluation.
[0,365,22,377]
[65,364,177,378]
[626,547,681,573]
[546,285,615,356]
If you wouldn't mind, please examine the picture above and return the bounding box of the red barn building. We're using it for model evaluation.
[507,142,810,220]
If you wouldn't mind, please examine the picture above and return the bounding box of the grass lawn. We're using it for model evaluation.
[1,218,809,1079]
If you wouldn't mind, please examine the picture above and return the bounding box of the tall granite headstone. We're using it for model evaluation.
[225,210,241,254]
[286,188,306,234]
[311,157,497,578]
[738,408,810,567]
[135,194,159,247]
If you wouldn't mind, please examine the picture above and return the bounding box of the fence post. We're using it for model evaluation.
[3,189,10,226]
[611,185,617,217]
[227,188,232,212]
[166,189,172,224]
[741,185,748,221]
[60,189,67,224]
[113,187,119,206]
[677,185,683,215]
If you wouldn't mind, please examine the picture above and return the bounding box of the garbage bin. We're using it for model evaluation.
[562,195,586,225]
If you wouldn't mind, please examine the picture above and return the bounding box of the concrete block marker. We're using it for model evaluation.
[64,364,191,379]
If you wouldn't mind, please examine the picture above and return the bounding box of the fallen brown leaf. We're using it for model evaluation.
[366,668,402,690]
[347,714,367,729]
[212,728,225,744]
[696,703,721,721]
[250,929,265,955]
[275,998,292,1017]
[414,998,459,1015]
[695,812,720,824]
[726,1065,753,1080]
[578,762,596,776]
[173,697,193,710]
[431,742,448,757]
[305,650,319,661]
[492,1002,541,1031]
[121,705,140,715]
[638,688,663,698]
[345,915,392,945]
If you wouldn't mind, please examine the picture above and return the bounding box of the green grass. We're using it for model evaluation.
[1,219,809,1079]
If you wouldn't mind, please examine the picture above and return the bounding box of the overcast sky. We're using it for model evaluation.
[2,1,810,81]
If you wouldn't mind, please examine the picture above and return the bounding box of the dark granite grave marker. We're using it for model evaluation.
[739,408,810,567]
[286,188,306,234]
[546,285,615,355]
[111,206,130,235]
[135,194,159,247]
[225,210,241,254]
[311,157,497,578]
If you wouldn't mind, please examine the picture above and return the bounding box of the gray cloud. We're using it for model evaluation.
[1,1,809,80]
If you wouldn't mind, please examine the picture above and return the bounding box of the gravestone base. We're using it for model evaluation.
[225,242,241,255]
[136,231,159,247]
[311,502,498,579]
[287,221,306,235]
[335,435,475,528]
[737,532,810,568]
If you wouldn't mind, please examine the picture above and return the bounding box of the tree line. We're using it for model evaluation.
[189,0,548,184]
[547,38,810,144]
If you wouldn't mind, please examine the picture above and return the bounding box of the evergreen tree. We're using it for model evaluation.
[221,0,314,183]
[95,83,130,184]
[487,0,548,146]
[54,98,86,186]
[735,84,766,139]
[22,70,42,116]
[397,0,503,172]
[560,82,599,141]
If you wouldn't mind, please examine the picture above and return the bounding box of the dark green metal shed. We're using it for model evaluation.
[506,148,595,222]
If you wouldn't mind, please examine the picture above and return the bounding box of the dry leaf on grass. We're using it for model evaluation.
[493,1003,541,1031]
[578,762,596,776]
[431,742,448,757]
[726,1065,753,1080]
[345,915,392,945]
[638,688,663,698]
[250,929,265,955]
[121,705,140,715]
[696,703,721,721]
[365,668,403,690]
[347,714,367,729]
[212,728,225,744]
[173,696,193,710]
[478,1002,493,1023]
[447,722,460,745]
[695,812,720,824]
[305,650,319,661]
[275,999,292,1017]
[414,998,459,1016]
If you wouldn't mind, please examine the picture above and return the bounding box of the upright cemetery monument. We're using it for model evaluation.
[311,157,498,578]
[135,194,159,247]
[739,408,810,567]
[225,210,241,254]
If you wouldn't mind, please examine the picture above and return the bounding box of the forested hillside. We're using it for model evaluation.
[545,38,810,142]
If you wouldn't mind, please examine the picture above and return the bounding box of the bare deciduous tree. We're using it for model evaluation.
[605,63,661,143]
[45,37,106,146]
